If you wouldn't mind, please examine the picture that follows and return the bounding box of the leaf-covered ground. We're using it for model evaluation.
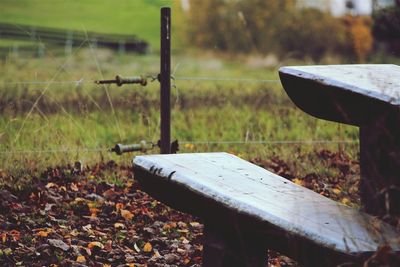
[0,150,395,266]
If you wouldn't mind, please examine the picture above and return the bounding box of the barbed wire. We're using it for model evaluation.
[0,139,358,154]
[1,75,280,87]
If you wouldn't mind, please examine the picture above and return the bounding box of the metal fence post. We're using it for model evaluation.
[160,7,171,154]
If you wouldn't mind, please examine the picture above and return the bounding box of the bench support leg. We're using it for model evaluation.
[202,222,268,267]
[360,111,400,220]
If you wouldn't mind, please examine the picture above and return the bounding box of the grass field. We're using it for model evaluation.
[0,0,360,187]
[0,46,360,188]
[0,0,184,50]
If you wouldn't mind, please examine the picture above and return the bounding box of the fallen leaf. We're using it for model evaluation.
[3,248,12,256]
[292,178,303,186]
[70,183,79,192]
[48,239,70,251]
[134,243,140,253]
[88,241,104,250]
[76,255,86,263]
[9,230,20,241]
[46,182,57,189]
[114,222,125,229]
[143,242,152,253]
[36,229,52,237]
[332,188,341,195]
[189,222,201,228]
[90,208,99,217]
[341,197,351,206]
[121,209,134,220]
[115,203,124,210]
[1,233,6,243]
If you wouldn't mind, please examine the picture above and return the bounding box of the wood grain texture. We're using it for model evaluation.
[133,152,400,258]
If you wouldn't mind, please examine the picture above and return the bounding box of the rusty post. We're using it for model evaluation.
[160,7,171,154]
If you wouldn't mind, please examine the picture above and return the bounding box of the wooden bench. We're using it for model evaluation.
[279,64,400,218]
[134,153,400,266]
[133,64,400,266]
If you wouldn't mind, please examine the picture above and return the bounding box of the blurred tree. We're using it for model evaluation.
[185,0,369,60]
[186,0,295,54]
[344,16,373,61]
[373,2,400,54]
[278,9,348,60]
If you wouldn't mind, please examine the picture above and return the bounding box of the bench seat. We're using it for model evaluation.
[133,152,400,266]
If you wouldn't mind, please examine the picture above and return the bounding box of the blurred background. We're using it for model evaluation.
[0,0,399,187]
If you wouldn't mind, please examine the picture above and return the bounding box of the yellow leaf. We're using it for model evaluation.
[1,233,6,243]
[341,197,351,206]
[126,180,134,188]
[128,264,135,267]
[114,222,125,229]
[73,197,86,204]
[90,208,99,218]
[59,186,67,192]
[36,230,51,237]
[332,188,341,195]
[76,255,86,263]
[143,242,152,252]
[292,178,303,186]
[88,241,104,250]
[121,209,134,220]
[46,182,57,189]
[88,175,95,180]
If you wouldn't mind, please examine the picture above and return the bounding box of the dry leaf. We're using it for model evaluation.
[134,243,141,253]
[121,209,134,220]
[341,197,351,206]
[1,233,6,243]
[46,182,57,189]
[292,178,303,186]
[36,229,52,237]
[189,222,200,228]
[90,208,99,217]
[143,242,152,253]
[9,230,20,241]
[115,203,124,210]
[332,188,341,195]
[70,183,79,192]
[88,241,104,250]
[114,222,125,229]
[76,255,86,263]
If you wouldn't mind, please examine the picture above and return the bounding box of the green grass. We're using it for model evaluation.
[0,0,183,50]
[0,48,359,180]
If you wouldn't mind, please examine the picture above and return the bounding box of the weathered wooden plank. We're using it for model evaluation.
[279,64,400,217]
[279,64,400,126]
[133,152,400,263]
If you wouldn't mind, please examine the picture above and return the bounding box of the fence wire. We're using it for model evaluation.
[0,139,359,155]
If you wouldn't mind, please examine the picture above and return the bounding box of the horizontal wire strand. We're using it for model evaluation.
[175,76,280,83]
[2,79,89,85]
[2,76,280,86]
[0,147,108,154]
[180,140,359,145]
[0,140,359,154]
